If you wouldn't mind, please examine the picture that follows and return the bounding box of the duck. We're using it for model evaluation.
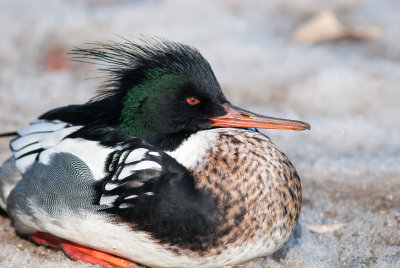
[0,38,310,268]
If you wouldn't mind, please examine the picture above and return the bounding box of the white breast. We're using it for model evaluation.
[166,129,221,169]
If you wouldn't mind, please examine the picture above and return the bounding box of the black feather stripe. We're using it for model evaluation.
[16,148,44,160]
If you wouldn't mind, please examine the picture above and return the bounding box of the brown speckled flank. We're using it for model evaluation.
[189,129,301,257]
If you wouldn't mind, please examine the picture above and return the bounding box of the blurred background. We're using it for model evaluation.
[0,0,399,267]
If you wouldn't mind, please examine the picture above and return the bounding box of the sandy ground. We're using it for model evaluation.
[0,0,399,267]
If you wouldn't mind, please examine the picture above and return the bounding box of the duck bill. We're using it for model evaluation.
[210,103,310,130]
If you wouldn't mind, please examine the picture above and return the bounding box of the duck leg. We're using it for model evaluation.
[31,232,139,268]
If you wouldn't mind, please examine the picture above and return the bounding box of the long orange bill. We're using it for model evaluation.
[210,103,310,130]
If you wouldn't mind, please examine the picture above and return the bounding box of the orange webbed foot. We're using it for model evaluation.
[31,232,63,249]
[31,232,139,268]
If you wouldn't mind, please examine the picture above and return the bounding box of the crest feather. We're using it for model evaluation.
[70,37,218,102]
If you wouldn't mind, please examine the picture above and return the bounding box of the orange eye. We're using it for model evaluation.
[186,97,200,105]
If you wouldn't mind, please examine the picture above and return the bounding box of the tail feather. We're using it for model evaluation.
[0,132,18,138]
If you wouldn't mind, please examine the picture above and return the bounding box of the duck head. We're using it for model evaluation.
[74,38,309,150]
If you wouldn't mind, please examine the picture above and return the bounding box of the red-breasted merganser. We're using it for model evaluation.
[0,38,310,268]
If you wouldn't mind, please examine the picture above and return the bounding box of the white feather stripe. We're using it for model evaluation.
[118,150,130,165]
[11,133,47,151]
[125,194,138,199]
[116,160,162,181]
[99,195,118,206]
[131,161,162,171]
[12,125,82,153]
[17,121,68,136]
[118,203,132,209]
[104,182,119,191]
[38,126,81,148]
[125,148,148,163]
[118,168,137,181]
[13,143,41,159]
[148,151,161,156]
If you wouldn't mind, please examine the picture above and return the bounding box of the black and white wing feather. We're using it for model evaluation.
[96,141,219,249]
[10,120,81,173]
[98,143,166,209]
